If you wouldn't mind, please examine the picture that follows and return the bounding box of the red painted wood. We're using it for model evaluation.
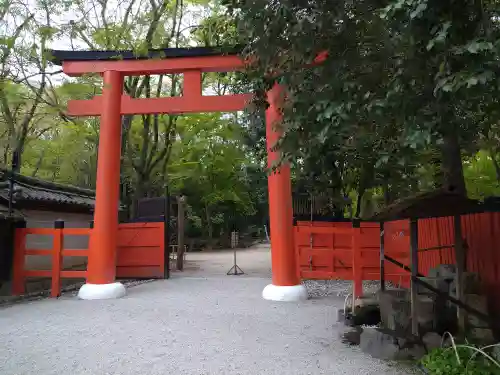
[296,213,500,312]
[51,227,63,297]
[86,70,123,285]
[63,228,90,236]
[116,222,165,279]
[62,54,246,76]
[115,247,164,266]
[383,220,411,286]
[60,271,87,278]
[266,84,298,287]
[24,270,52,277]
[184,70,202,97]
[60,49,328,290]
[352,226,363,297]
[12,229,26,295]
[294,221,401,287]
[25,249,52,256]
[61,249,89,257]
[67,94,252,116]
[295,225,353,235]
[116,266,164,279]
[19,228,56,235]
[61,52,328,78]
[12,221,166,297]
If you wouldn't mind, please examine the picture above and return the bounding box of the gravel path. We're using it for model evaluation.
[0,248,413,375]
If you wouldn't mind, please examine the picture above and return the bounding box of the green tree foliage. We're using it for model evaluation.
[169,112,259,245]
[0,0,268,245]
[228,0,500,213]
[5,0,500,247]
[0,0,64,170]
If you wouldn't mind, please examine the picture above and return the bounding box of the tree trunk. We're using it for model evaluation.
[204,203,213,251]
[176,196,186,271]
[131,173,148,218]
[441,130,466,195]
[31,149,45,177]
[430,151,443,190]
[383,182,392,206]
[356,163,373,217]
[12,146,22,174]
[488,148,500,182]
[355,190,364,218]
[361,190,374,218]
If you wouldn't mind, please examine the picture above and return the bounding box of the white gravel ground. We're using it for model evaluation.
[303,279,392,298]
[0,247,414,375]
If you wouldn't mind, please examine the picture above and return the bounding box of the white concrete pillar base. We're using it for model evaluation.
[262,283,308,302]
[77,282,126,300]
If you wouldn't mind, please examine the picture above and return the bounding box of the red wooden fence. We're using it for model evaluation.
[116,222,165,278]
[295,221,409,287]
[12,227,89,297]
[415,213,500,312]
[295,221,363,297]
[12,222,165,297]
[296,212,500,312]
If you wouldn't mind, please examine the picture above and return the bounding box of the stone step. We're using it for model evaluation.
[449,272,482,295]
[469,327,496,344]
[428,264,456,280]
[354,294,379,308]
[360,327,425,361]
[380,293,439,331]
[416,277,450,295]
[464,294,489,328]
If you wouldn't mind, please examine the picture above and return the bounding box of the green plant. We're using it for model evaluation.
[421,345,500,375]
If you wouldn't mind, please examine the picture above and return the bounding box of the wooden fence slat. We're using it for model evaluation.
[24,270,52,277]
[352,221,363,298]
[25,249,52,256]
[61,249,89,257]
[295,211,500,314]
[12,224,26,295]
[296,226,353,235]
[51,222,64,298]
[60,270,87,278]
[12,221,167,298]
[62,228,91,236]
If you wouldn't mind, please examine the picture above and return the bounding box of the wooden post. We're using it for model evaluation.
[265,84,300,287]
[176,195,186,271]
[454,214,466,333]
[352,219,363,301]
[410,218,419,336]
[12,220,26,295]
[164,190,170,279]
[51,220,64,298]
[86,70,123,285]
[8,150,19,217]
[380,222,385,292]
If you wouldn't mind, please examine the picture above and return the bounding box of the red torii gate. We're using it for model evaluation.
[51,46,308,301]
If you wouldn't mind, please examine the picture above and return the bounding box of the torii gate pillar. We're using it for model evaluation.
[78,70,126,300]
[262,84,308,302]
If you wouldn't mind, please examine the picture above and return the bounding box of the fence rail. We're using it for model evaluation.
[12,223,89,297]
[294,220,365,297]
[295,211,500,314]
[12,221,165,297]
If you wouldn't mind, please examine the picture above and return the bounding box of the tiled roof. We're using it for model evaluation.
[0,170,95,209]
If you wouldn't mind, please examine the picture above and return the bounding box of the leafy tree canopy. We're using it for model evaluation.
[228,0,500,209]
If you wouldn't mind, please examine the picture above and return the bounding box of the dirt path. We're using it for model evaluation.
[175,243,272,278]
[0,243,414,375]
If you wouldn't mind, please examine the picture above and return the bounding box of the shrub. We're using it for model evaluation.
[421,345,500,375]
